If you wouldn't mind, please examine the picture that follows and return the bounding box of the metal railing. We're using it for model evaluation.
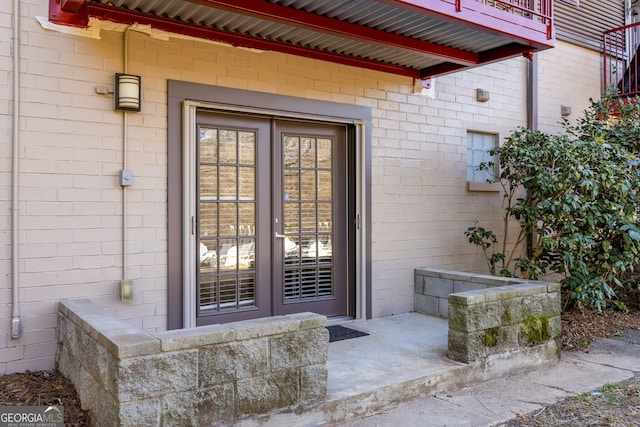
[471,0,554,39]
[604,22,640,97]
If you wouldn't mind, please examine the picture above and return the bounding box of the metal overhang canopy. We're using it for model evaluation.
[49,0,555,79]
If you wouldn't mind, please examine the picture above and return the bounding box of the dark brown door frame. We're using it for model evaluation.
[167,81,372,330]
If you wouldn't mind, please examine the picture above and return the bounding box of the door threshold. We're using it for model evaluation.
[326,316,355,326]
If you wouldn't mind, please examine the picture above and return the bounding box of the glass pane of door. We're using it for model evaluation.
[282,136,334,300]
[197,125,257,314]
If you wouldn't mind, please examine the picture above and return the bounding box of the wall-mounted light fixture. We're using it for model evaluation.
[476,88,490,103]
[120,279,134,302]
[413,78,431,93]
[412,78,435,98]
[115,73,141,112]
[561,105,572,117]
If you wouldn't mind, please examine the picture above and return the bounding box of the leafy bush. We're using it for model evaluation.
[466,93,640,310]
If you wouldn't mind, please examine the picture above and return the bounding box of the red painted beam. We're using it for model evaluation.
[49,0,89,27]
[86,2,421,79]
[420,42,536,78]
[419,62,467,79]
[186,0,479,65]
[61,0,85,13]
[478,42,535,63]
[383,0,554,50]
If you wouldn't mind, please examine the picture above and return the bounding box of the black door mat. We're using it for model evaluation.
[327,325,369,343]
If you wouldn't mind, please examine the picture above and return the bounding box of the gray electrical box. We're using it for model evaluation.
[120,169,133,186]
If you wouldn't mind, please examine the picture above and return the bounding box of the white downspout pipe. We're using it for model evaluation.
[525,53,538,255]
[120,27,131,300]
[11,0,22,338]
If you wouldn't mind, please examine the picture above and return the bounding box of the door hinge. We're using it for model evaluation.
[354,214,361,230]
[191,216,195,235]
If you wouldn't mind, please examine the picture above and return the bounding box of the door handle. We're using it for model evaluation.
[275,232,287,239]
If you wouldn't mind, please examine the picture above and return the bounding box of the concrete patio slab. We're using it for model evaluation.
[327,313,463,400]
[240,312,564,426]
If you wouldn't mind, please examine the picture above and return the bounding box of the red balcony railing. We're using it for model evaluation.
[474,0,554,39]
[603,22,640,97]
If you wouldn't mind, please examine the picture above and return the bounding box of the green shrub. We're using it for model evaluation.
[466,92,640,310]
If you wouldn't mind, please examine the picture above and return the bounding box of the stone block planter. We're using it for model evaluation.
[57,299,328,426]
[415,268,561,365]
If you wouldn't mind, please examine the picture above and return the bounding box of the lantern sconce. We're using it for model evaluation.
[115,73,141,112]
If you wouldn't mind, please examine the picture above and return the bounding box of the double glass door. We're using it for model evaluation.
[195,112,349,325]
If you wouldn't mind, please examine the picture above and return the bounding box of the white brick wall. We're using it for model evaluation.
[0,0,604,372]
[538,41,602,133]
[367,58,531,317]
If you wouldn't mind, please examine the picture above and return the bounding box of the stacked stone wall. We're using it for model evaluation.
[57,299,328,426]
[448,282,561,363]
[415,268,521,318]
[415,268,561,364]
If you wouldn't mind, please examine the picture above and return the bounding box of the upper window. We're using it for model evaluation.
[466,131,497,183]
